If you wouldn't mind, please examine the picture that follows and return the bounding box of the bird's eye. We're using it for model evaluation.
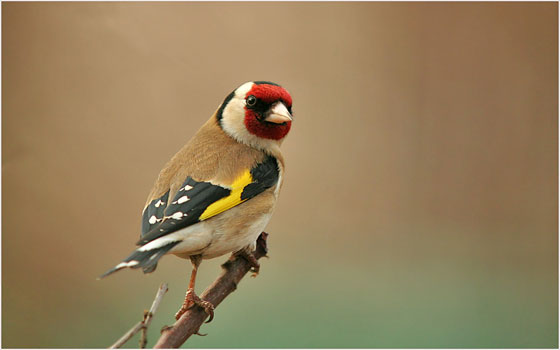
[246,95,257,107]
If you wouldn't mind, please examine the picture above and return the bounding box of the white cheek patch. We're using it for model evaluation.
[220,95,251,141]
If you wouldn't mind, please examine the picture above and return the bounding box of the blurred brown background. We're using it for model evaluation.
[2,2,557,348]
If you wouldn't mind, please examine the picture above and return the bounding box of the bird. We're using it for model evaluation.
[100,81,293,322]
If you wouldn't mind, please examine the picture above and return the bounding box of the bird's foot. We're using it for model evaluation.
[175,288,215,322]
[236,248,260,277]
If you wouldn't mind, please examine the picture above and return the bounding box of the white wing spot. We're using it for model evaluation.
[180,185,193,191]
[148,215,163,224]
[177,195,189,204]
[171,212,184,220]
[155,200,165,208]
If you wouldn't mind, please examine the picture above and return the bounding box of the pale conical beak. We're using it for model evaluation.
[265,102,293,124]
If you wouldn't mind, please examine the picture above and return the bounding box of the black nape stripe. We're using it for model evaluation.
[216,90,236,122]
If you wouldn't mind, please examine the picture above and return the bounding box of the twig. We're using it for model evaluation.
[140,310,149,348]
[109,321,144,349]
[154,232,269,349]
[109,282,169,349]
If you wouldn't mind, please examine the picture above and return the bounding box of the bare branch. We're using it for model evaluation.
[109,282,169,349]
[154,232,269,349]
[110,321,144,349]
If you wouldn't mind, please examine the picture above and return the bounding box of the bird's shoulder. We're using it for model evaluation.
[138,116,283,245]
[144,116,266,206]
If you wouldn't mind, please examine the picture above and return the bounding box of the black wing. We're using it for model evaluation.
[138,155,279,246]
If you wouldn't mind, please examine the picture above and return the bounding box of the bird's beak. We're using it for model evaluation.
[265,102,293,124]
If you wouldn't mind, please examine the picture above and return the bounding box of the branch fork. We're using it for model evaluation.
[109,282,168,349]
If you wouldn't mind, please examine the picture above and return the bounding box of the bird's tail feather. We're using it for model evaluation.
[98,241,180,279]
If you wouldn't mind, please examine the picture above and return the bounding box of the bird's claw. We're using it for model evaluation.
[198,299,215,323]
[237,249,260,277]
[175,289,215,322]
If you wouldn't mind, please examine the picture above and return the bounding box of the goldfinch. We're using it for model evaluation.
[101,81,293,321]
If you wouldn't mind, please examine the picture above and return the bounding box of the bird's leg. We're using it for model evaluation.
[174,255,215,322]
[232,246,260,277]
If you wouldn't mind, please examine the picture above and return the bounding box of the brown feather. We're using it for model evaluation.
[144,112,284,211]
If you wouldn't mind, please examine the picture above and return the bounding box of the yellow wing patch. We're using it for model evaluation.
[199,170,253,221]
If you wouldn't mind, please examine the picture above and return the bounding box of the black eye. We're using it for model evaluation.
[246,95,257,107]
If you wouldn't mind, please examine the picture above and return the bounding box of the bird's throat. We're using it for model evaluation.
[244,113,291,140]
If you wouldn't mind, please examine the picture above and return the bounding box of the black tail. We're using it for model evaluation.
[98,242,180,279]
